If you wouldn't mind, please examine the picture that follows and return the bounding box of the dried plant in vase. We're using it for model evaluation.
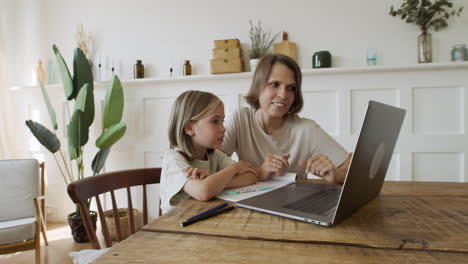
[390,0,464,63]
[248,19,279,71]
[75,24,93,65]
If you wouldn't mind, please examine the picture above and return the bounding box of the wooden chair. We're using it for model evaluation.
[67,168,161,249]
[0,159,48,264]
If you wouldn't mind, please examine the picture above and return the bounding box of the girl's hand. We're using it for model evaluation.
[259,153,290,180]
[184,167,210,180]
[232,161,256,175]
[299,154,337,184]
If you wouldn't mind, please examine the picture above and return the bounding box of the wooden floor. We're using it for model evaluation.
[0,222,95,264]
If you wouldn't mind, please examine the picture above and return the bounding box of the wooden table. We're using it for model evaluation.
[94,181,468,263]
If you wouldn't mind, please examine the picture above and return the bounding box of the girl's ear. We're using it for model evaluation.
[184,121,195,136]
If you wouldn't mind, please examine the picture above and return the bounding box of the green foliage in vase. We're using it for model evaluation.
[248,20,279,60]
[25,45,127,215]
[390,0,463,33]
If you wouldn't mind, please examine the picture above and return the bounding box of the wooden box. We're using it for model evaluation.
[210,58,244,74]
[213,47,242,60]
[214,39,240,49]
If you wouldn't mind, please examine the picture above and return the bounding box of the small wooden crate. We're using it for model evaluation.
[213,47,242,60]
[214,39,240,49]
[210,58,244,74]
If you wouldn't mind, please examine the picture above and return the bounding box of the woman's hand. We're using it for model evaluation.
[299,154,338,184]
[184,167,210,180]
[259,153,290,181]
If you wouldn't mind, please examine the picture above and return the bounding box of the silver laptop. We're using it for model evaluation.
[236,100,406,226]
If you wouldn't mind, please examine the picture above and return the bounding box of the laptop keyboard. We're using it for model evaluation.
[283,188,340,216]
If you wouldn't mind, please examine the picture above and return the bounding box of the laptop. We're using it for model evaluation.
[236,100,406,226]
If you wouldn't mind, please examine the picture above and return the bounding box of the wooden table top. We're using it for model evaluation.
[95,181,468,263]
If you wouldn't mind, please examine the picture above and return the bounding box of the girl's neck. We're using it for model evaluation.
[192,143,208,160]
[256,110,287,136]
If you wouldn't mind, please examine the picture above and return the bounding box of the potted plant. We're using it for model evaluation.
[248,19,279,71]
[25,45,126,242]
[390,0,463,63]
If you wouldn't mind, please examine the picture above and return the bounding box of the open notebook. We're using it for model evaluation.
[217,173,296,202]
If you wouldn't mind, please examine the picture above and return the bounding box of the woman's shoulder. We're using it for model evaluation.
[231,107,255,118]
[288,113,319,127]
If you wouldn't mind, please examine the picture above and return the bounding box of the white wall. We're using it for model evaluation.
[36,0,468,82]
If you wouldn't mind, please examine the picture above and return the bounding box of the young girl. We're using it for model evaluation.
[160,90,257,214]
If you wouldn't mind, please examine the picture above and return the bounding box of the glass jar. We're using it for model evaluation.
[451,44,467,62]
[183,60,192,76]
[418,32,432,63]
[134,60,144,79]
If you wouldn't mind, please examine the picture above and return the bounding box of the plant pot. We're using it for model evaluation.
[418,32,432,63]
[67,211,98,243]
[249,59,260,72]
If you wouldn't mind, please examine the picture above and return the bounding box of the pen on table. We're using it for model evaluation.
[185,202,227,222]
[226,186,274,195]
[181,205,235,227]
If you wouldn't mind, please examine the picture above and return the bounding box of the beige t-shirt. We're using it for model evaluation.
[160,149,235,214]
[222,107,349,176]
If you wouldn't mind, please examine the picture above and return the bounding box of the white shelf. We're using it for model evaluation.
[12,61,468,91]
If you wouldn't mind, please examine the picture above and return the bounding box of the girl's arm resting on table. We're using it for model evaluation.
[183,162,256,201]
[225,171,257,188]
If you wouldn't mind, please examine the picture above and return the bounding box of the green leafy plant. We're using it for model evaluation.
[26,45,126,215]
[248,20,279,60]
[390,0,463,34]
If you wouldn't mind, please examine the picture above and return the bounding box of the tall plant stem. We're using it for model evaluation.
[53,153,69,185]
[53,129,74,183]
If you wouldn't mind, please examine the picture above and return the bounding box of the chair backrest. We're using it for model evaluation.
[0,159,40,222]
[67,167,161,249]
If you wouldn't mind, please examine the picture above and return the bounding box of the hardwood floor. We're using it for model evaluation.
[0,222,96,264]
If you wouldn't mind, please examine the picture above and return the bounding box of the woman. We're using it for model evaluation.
[222,54,351,184]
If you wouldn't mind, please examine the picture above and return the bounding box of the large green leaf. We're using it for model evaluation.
[67,138,78,160]
[103,75,124,130]
[67,110,89,148]
[91,148,110,175]
[95,122,127,149]
[25,120,60,153]
[73,83,94,127]
[39,81,57,130]
[73,48,94,125]
[53,45,75,100]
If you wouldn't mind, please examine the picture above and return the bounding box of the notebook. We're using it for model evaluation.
[236,100,406,226]
[217,173,296,202]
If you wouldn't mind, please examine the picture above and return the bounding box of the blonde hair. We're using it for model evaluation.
[245,53,303,114]
[168,90,223,160]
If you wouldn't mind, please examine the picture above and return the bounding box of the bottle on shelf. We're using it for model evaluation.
[37,60,46,84]
[183,60,192,76]
[134,60,144,79]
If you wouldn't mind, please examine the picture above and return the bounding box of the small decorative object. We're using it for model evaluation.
[248,20,279,71]
[390,0,463,63]
[134,59,144,79]
[183,60,192,76]
[367,48,377,66]
[210,39,244,74]
[312,51,332,68]
[451,44,467,61]
[25,45,127,243]
[37,60,46,84]
[273,32,297,62]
